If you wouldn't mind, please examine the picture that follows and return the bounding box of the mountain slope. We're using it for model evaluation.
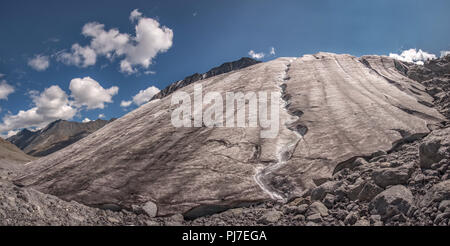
[8,119,112,157]
[14,53,444,217]
[0,137,34,163]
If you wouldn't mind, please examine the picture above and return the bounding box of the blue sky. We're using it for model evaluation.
[0,0,449,136]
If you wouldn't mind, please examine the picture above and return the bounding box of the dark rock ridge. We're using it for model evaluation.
[8,119,113,157]
[396,55,450,118]
[150,57,261,100]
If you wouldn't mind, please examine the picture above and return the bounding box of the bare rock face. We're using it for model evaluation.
[14,53,444,217]
[8,119,112,157]
[419,127,450,168]
[420,180,450,207]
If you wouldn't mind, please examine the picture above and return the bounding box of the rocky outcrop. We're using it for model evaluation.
[419,127,450,168]
[13,53,444,218]
[150,57,261,100]
[8,119,112,157]
[398,55,450,118]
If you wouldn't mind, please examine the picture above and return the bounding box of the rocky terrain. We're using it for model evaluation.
[0,54,449,226]
[7,119,112,157]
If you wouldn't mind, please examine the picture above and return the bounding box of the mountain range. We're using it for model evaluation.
[7,119,113,157]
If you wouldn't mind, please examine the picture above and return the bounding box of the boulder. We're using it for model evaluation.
[357,181,384,201]
[323,194,336,208]
[306,213,323,223]
[307,201,328,217]
[258,210,283,224]
[438,200,450,212]
[143,201,158,218]
[344,212,358,225]
[371,167,411,188]
[310,181,340,201]
[354,218,370,226]
[347,179,365,201]
[369,185,414,220]
[419,128,450,168]
[420,180,450,207]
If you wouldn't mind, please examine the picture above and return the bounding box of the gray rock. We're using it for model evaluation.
[323,194,336,208]
[307,201,328,217]
[296,204,309,214]
[438,200,450,212]
[143,201,158,218]
[293,214,305,222]
[333,209,348,220]
[353,157,368,168]
[434,212,450,224]
[347,179,365,201]
[354,218,370,226]
[344,212,358,225]
[305,221,319,226]
[311,181,339,201]
[258,210,283,224]
[372,150,387,158]
[358,181,383,201]
[283,203,309,215]
[369,185,414,220]
[372,167,412,188]
[306,213,323,223]
[369,214,382,224]
[419,128,450,168]
[421,180,450,206]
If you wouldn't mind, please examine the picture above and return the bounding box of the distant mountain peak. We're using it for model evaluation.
[7,119,112,157]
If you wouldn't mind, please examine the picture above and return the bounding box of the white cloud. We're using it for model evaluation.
[248,50,265,60]
[69,77,118,109]
[3,130,19,139]
[0,85,77,132]
[82,118,91,123]
[57,10,173,74]
[120,100,132,107]
[130,9,143,22]
[57,44,97,67]
[82,22,129,59]
[120,85,159,107]
[132,86,160,105]
[0,73,4,78]
[98,113,105,118]
[0,81,14,100]
[193,12,198,17]
[119,17,173,74]
[0,78,117,134]
[440,50,450,58]
[389,48,437,65]
[270,47,276,55]
[28,55,50,71]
